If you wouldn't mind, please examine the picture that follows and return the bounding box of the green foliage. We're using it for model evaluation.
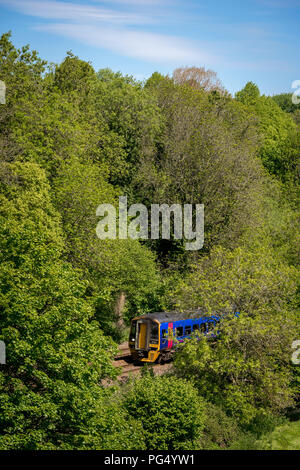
[272,93,300,114]
[256,179,300,266]
[53,51,96,94]
[0,32,299,450]
[92,238,162,334]
[0,31,46,162]
[0,161,144,449]
[123,374,206,450]
[53,157,162,331]
[145,71,169,90]
[235,81,260,105]
[236,82,299,182]
[198,403,240,449]
[293,109,300,124]
[170,245,298,315]
[0,32,163,331]
[256,420,300,450]
[171,244,299,426]
[95,68,162,187]
[174,314,296,425]
[135,77,264,261]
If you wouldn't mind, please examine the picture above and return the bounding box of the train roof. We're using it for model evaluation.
[133,310,221,323]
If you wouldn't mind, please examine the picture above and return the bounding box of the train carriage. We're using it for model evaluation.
[128,310,222,363]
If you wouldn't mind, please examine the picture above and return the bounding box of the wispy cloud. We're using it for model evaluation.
[34,22,211,63]
[91,0,168,4]
[0,0,214,64]
[0,0,294,73]
[0,0,151,24]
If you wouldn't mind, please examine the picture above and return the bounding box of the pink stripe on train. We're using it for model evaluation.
[167,322,173,349]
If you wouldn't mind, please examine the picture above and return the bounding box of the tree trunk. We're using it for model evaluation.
[114,291,126,331]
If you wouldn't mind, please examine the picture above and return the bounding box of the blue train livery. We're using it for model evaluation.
[128,310,237,363]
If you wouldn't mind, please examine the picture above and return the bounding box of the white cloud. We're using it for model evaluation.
[34,22,211,64]
[91,0,168,4]
[0,0,151,25]
[0,0,215,65]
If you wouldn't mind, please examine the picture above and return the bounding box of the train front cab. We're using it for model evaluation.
[129,317,161,362]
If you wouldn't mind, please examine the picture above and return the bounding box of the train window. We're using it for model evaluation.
[200,323,207,333]
[150,323,159,344]
[162,329,167,339]
[176,326,183,337]
[185,326,192,335]
[192,324,199,331]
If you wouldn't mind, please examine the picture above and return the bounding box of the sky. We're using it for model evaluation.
[0,0,299,95]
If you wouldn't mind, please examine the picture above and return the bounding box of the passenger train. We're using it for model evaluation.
[128,310,233,363]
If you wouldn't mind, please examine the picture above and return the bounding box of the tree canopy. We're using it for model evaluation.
[0,32,299,450]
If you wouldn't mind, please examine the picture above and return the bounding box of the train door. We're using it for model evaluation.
[160,323,173,349]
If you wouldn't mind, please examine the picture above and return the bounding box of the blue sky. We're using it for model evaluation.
[0,0,299,95]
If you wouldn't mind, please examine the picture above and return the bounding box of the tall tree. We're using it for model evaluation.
[173,66,225,94]
[0,161,144,449]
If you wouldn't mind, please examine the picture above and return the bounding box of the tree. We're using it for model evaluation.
[198,402,240,449]
[0,161,144,449]
[272,93,300,114]
[95,68,162,187]
[235,81,260,105]
[53,157,162,334]
[236,82,299,181]
[53,51,96,94]
[171,245,299,425]
[123,373,206,450]
[0,32,46,163]
[174,313,297,426]
[1,31,299,450]
[173,66,225,94]
[170,245,298,316]
[134,76,264,261]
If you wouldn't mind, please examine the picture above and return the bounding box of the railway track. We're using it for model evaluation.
[104,342,172,385]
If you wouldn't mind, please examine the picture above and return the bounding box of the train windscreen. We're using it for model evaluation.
[149,321,159,344]
[129,320,137,342]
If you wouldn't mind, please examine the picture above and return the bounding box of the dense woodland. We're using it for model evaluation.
[0,32,299,450]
